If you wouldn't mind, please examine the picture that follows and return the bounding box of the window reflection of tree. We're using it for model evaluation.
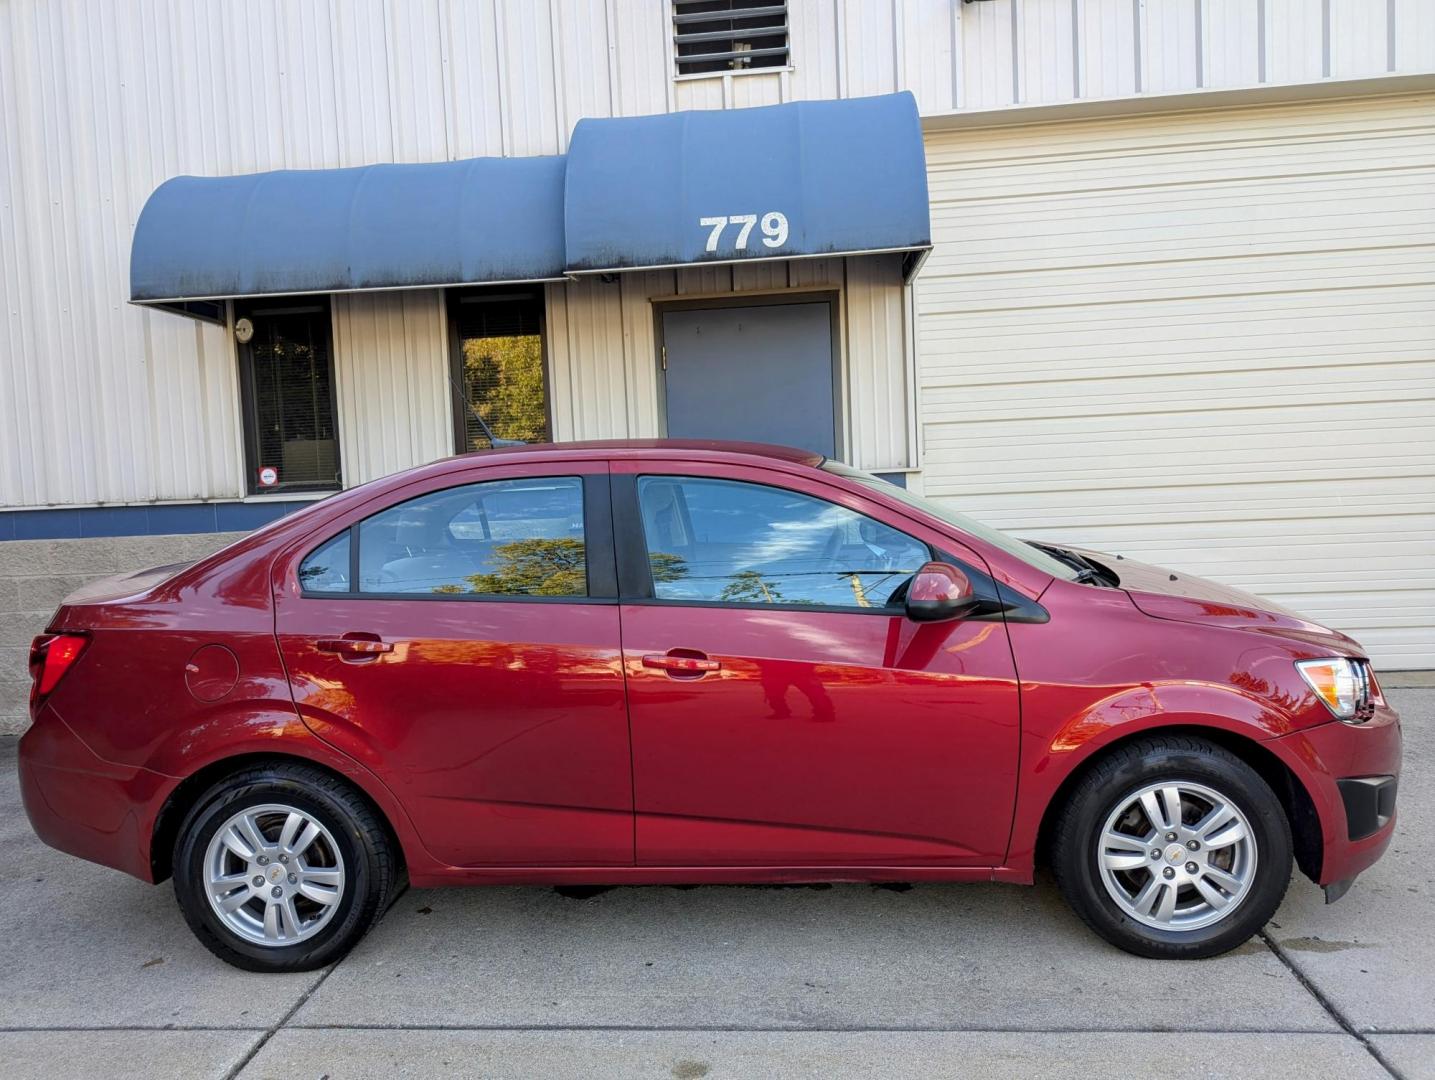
[429,537,586,596]
[462,334,546,449]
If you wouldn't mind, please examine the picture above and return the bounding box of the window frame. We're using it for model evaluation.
[235,298,343,496]
[616,471,938,617]
[296,471,617,604]
[446,286,553,455]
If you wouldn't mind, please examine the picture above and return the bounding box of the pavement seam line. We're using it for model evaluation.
[220,880,413,1079]
[1259,928,1406,1080]
[221,963,340,1080]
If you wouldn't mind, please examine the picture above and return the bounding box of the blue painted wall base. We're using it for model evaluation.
[0,500,313,541]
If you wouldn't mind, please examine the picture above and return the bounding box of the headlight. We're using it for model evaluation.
[1296,657,1373,722]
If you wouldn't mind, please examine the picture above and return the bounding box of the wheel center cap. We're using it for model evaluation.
[1166,845,1187,864]
[268,864,286,883]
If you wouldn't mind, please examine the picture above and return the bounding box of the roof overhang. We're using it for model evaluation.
[130,93,932,314]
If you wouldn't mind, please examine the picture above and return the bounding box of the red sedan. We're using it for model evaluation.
[20,440,1400,971]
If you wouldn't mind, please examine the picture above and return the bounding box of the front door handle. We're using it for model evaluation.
[642,651,721,676]
[316,635,393,660]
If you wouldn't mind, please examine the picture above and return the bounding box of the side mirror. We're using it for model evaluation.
[905,562,978,623]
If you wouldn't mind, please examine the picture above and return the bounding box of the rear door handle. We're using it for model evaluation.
[316,636,393,659]
[642,652,721,676]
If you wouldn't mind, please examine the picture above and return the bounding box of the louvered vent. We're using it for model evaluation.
[673,1,789,77]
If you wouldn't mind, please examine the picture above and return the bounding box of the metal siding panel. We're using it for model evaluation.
[840,0,897,98]
[1265,0,1326,84]
[611,0,670,117]
[960,0,1017,110]
[1330,0,1391,78]
[1202,0,1262,88]
[1142,0,1200,93]
[384,0,450,163]
[896,0,957,115]
[919,95,1435,668]
[554,0,617,132]
[1078,0,1139,99]
[730,73,786,109]
[674,78,727,111]
[441,0,506,157]
[785,0,841,102]
[497,0,563,155]
[1394,0,1435,73]
[845,254,912,471]
[332,290,451,486]
[329,0,397,166]
[1016,0,1077,104]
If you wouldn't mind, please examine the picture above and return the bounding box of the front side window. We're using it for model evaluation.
[356,476,585,597]
[450,289,548,452]
[237,301,341,494]
[820,461,1082,582]
[637,476,929,609]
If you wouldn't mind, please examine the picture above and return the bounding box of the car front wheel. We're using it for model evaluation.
[172,763,397,972]
[1052,735,1293,959]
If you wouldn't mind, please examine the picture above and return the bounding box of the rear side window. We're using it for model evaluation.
[355,476,586,597]
[298,530,351,593]
[636,475,929,609]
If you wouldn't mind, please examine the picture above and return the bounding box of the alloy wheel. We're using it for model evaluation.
[202,802,346,946]
[1096,780,1258,932]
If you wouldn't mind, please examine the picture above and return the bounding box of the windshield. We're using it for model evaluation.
[821,462,1080,582]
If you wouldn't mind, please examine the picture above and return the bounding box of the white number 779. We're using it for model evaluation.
[699,211,789,252]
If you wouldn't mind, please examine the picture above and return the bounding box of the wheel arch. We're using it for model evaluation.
[150,751,407,884]
[1032,724,1324,884]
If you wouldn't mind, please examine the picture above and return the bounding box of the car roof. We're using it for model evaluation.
[443,439,826,468]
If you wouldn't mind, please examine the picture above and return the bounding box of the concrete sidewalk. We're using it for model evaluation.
[1,690,1429,1079]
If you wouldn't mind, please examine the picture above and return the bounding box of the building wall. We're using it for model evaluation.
[547,254,916,472]
[919,91,1435,668]
[0,531,247,733]
[3,0,1428,513]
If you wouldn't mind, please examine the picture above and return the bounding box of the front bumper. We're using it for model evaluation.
[1273,699,1402,891]
[18,705,173,882]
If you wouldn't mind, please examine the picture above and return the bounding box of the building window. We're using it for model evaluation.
[448,288,550,452]
[672,0,789,77]
[236,300,341,494]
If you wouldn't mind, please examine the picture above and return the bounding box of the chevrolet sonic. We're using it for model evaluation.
[20,441,1400,971]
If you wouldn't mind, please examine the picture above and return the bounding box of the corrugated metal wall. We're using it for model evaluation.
[546,255,915,472]
[918,92,1435,668]
[2,0,1430,510]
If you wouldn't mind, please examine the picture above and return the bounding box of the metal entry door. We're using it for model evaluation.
[660,301,837,458]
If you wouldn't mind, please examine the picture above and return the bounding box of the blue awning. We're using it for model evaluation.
[131,92,930,309]
[564,92,930,278]
[130,155,568,304]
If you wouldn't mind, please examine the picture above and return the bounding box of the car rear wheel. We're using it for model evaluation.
[1052,735,1293,959]
[172,763,396,972]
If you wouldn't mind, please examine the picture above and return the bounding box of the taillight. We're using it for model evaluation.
[28,633,88,706]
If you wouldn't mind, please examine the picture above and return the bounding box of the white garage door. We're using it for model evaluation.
[918,93,1435,669]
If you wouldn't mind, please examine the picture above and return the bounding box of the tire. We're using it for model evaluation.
[172,762,397,972]
[1052,735,1292,959]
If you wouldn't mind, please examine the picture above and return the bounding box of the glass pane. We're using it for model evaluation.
[637,476,929,609]
[820,460,1081,582]
[453,292,548,451]
[299,530,351,593]
[246,307,339,489]
[358,477,585,597]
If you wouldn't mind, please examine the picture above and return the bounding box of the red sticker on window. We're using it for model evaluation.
[257,466,279,487]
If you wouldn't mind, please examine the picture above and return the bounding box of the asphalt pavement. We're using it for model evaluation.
[2,689,1430,1079]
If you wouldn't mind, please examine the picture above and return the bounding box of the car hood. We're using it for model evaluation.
[1065,546,1366,657]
